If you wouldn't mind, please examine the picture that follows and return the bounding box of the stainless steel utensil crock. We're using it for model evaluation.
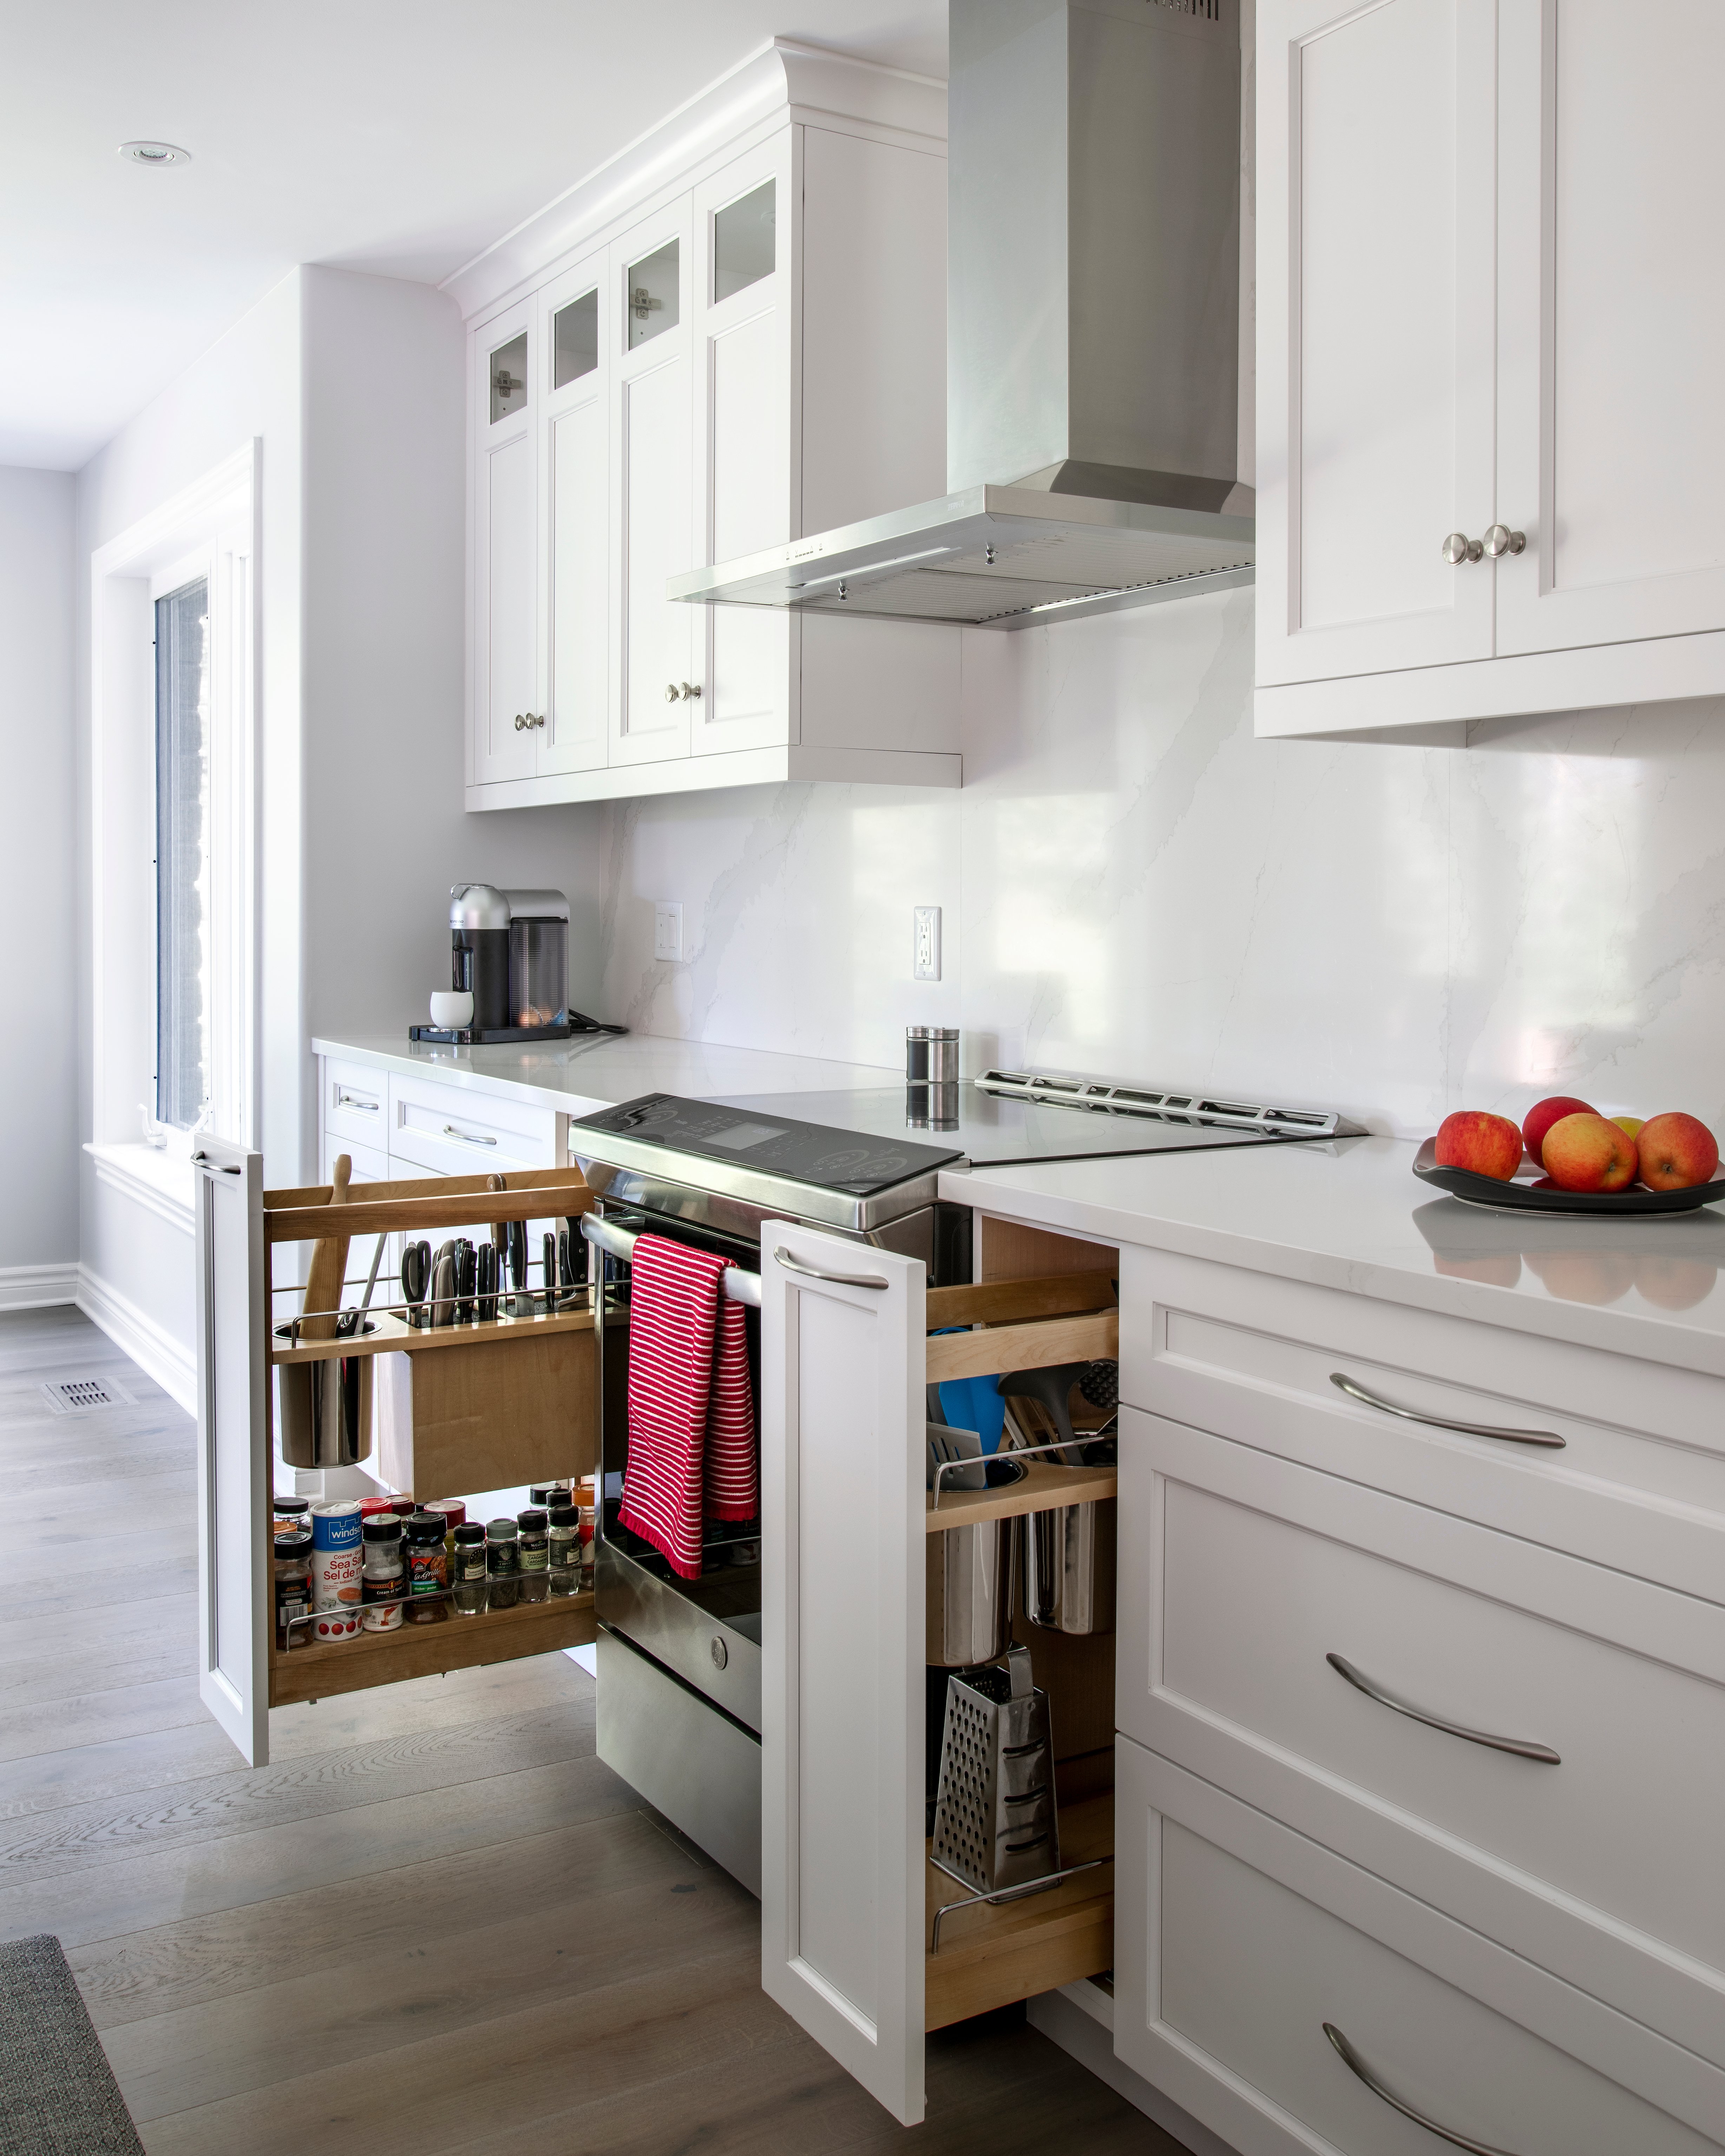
[276,1348,374,1468]
[927,1511,1018,1666]
[1024,1497,1116,1636]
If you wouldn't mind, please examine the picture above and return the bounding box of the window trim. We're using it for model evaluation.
[90,442,260,1160]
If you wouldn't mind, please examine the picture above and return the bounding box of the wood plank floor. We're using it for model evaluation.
[0,1307,1181,2154]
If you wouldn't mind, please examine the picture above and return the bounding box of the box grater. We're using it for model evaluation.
[930,1644,1061,1894]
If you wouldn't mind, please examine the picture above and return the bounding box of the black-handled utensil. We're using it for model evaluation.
[476,1241,498,1324]
[998,1361,1091,1467]
[507,1218,527,1307]
[431,1240,458,1328]
[542,1231,559,1313]
[455,1238,476,1325]
[401,1240,430,1328]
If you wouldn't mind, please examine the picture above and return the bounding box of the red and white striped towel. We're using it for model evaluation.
[619,1234,757,1581]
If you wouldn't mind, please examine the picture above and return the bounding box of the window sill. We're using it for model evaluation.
[85,1142,196,1236]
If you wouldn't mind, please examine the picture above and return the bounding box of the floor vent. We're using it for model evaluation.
[41,1375,136,1415]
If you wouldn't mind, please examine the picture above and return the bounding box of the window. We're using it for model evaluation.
[155,579,210,1129]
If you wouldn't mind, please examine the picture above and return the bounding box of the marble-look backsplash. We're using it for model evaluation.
[591,587,1725,1139]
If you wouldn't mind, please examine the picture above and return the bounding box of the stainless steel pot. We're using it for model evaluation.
[927,1512,1018,1667]
[1024,1498,1115,1635]
[276,1349,374,1468]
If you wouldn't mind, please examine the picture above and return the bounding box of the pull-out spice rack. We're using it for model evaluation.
[263,1162,603,1708]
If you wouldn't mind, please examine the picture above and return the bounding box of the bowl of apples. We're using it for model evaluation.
[1414,1098,1725,1214]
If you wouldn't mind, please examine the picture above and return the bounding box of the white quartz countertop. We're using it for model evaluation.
[943,1136,1725,1378]
[312,1031,897,1119]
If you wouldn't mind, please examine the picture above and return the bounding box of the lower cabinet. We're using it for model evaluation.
[1114,1740,1722,2156]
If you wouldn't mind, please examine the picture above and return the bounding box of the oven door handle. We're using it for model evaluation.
[581,1211,762,1307]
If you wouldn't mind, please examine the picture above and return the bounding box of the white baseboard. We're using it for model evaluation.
[0,1261,79,1312]
[76,1264,197,1414]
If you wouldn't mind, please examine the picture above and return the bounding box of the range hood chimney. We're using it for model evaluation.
[673,0,1253,631]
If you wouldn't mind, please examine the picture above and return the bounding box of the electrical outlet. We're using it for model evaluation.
[913,905,942,981]
[654,902,683,962]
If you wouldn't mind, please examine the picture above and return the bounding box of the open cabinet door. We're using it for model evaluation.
[760,1223,926,2125]
[194,1140,269,1766]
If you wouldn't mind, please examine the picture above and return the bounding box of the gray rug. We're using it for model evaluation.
[0,1935,144,2155]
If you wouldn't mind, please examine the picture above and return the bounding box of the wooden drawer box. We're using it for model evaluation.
[1119,1247,1725,1603]
[1120,1407,1725,2075]
[1114,1739,1725,2156]
[389,1074,557,1176]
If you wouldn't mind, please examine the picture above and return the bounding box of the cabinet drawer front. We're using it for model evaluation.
[323,1059,388,1150]
[388,1078,555,1175]
[1123,1251,1725,1604]
[1115,1740,1721,2156]
[1120,1410,1725,2073]
[1159,1440,1725,1978]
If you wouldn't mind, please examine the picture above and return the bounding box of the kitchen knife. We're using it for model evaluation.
[401,1239,429,1327]
[476,1240,498,1324]
[507,1218,527,1310]
[542,1231,559,1313]
[431,1240,458,1327]
[455,1238,476,1325]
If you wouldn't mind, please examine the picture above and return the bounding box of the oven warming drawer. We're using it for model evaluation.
[597,1540,763,1732]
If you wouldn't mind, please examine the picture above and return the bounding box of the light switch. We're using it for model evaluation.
[913,905,942,981]
[654,902,683,962]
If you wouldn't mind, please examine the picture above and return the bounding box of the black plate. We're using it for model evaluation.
[1413,1137,1725,1215]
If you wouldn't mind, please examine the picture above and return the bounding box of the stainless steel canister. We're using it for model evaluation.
[1024,1498,1116,1636]
[905,1025,960,1085]
[276,1350,374,1468]
[927,1511,1018,1666]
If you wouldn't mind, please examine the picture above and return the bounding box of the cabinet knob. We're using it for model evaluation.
[665,683,680,703]
[532,712,546,728]
[681,682,703,701]
[1483,523,1527,558]
[513,713,526,730]
[665,682,704,702]
[1442,532,1484,566]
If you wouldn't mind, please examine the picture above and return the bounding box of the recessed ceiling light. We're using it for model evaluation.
[120,140,190,167]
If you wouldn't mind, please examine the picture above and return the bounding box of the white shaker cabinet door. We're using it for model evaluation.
[545,391,610,775]
[1257,0,1497,688]
[611,199,695,769]
[194,1142,269,1767]
[759,1225,926,2127]
[472,303,540,784]
[692,140,793,758]
[1495,0,1725,657]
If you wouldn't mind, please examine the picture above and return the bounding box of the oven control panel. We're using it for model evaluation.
[572,1093,963,1196]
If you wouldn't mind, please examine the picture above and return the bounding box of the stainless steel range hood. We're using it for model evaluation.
[672,0,1250,632]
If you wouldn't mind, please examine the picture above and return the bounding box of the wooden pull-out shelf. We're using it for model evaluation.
[925,1459,1117,1530]
[924,1791,1114,2031]
[269,1590,596,1708]
[271,1302,597,1366]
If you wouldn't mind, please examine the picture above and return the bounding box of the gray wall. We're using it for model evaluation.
[0,467,76,1278]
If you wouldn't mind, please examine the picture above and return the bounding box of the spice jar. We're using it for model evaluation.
[274,1532,312,1650]
[517,1507,550,1604]
[273,1494,310,1533]
[404,1511,450,1622]
[547,1505,580,1597]
[452,1523,488,1617]
[485,1518,520,1610]
[425,1498,466,1564]
[360,1517,405,1632]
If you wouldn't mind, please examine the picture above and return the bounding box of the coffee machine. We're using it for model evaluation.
[410,885,623,1045]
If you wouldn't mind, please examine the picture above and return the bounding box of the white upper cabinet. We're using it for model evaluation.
[1495,0,1725,658]
[1257,0,1725,738]
[457,42,959,807]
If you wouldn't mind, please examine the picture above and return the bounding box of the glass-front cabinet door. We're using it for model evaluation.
[539,257,611,776]
[609,196,696,769]
[691,136,794,760]
[471,298,540,786]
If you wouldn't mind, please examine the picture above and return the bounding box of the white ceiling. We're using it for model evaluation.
[4,1,946,470]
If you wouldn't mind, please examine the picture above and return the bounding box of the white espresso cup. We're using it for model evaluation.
[429,991,474,1028]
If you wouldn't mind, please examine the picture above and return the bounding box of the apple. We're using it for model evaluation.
[1541,1112,1638,1193]
[1612,1116,1645,1141]
[1522,1095,1598,1167]
[1637,1112,1720,1191]
[1435,1110,1522,1181]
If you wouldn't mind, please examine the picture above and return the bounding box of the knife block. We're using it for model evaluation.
[374,1328,596,1501]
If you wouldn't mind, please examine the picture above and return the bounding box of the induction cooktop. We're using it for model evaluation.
[570,1073,1363,1235]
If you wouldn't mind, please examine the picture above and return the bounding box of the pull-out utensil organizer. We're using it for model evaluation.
[262,1159,603,1707]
